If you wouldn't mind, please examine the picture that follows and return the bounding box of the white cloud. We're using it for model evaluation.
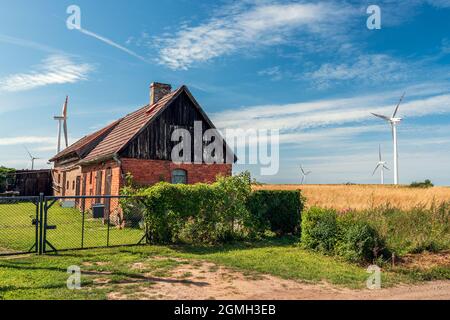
[212,82,450,147]
[156,2,354,70]
[0,136,55,146]
[0,55,94,92]
[424,0,450,8]
[306,54,411,89]
[258,66,284,81]
[0,34,60,53]
[441,38,450,54]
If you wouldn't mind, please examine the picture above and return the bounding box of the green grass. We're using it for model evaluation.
[0,202,144,254]
[1,237,448,299]
[1,203,448,299]
[0,201,37,253]
[0,247,183,299]
[341,204,450,255]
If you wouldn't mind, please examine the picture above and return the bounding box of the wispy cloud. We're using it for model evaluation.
[0,34,60,53]
[0,136,55,146]
[441,38,450,54]
[155,2,355,70]
[0,55,94,92]
[258,66,283,81]
[424,0,450,8]
[306,54,411,89]
[212,82,450,144]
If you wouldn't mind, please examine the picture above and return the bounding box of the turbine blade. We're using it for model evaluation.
[62,95,68,118]
[383,165,390,170]
[379,145,382,161]
[23,146,32,159]
[372,164,381,176]
[371,113,391,121]
[392,92,405,118]
[300,165,305,175]
[63,120,68,147]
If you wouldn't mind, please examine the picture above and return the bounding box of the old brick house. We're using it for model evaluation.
[49,83,234,214]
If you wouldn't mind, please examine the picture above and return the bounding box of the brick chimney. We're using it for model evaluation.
[150,82,172,105]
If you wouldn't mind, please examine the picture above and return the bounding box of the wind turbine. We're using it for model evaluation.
[371,92,405,185]
[372,145,390,184]
[24,146,41,170]
[300,165,312,184]
[54,96,69,154]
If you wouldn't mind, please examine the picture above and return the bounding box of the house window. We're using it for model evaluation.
[72,181,75,190]
[89,172,93,185]
[57,174,61,184]
[171,169,187,184]
[67,181,69,190]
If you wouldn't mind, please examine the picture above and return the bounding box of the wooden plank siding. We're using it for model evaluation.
[120,91,227,162]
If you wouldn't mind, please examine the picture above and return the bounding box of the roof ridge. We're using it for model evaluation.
[54,85,188,165]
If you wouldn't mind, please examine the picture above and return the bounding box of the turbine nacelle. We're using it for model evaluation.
[370,92,405,185]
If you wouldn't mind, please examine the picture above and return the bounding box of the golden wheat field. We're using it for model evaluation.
[253,184,450,211]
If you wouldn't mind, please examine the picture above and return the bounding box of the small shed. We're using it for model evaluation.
[9,170,53,196]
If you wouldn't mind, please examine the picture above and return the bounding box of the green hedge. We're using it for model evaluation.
[335,215,387,263]
[301,207,387,263]
[301,207,338,253]
[247,190,303,236]
[120,173,304,244]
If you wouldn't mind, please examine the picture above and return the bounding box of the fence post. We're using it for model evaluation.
[106,204,110,247]
[38,193,44,255]
[81,206,85,249]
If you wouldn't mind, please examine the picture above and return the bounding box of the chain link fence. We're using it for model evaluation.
[0,195,147,256]
[0,196,39,256]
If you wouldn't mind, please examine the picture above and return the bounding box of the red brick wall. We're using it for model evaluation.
[52,167,81,197]
[54,158,231,222]
[79,160,121,216]
[121,158,232,186]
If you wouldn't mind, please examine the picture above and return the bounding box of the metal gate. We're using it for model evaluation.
[0,196,39,256]
[0,194,148,256]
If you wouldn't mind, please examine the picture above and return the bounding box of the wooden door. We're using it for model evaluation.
[95,171,103,204]
[104,168,112,220]
[81,173,87,212]
[75,176,81,207]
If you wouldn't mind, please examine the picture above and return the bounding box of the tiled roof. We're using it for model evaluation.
[49,119,120,162]
[51,86,184,164]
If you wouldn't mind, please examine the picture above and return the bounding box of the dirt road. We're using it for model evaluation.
[108,259,450,300]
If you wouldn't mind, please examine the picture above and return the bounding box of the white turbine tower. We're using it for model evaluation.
[24,146,41,170]
[300,165,311,184]
[372,145,389,184]
[371,93,405,185]
[54,96,69,154]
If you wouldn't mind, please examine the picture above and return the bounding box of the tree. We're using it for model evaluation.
[0,166,15,193]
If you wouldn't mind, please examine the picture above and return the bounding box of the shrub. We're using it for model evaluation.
[301,207,388,263]
[121,172,252,244]
[120,172,304,244]
[301,207,338,253]
[336,215,387,263]
[353,204,450,255]
[247,190,303,236]
[0,166,15,193]
[410,179,434,188]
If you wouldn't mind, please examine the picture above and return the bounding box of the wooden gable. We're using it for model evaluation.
[119,90,230,162]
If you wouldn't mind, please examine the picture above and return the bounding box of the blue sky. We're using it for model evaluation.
[0,0,449,185]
